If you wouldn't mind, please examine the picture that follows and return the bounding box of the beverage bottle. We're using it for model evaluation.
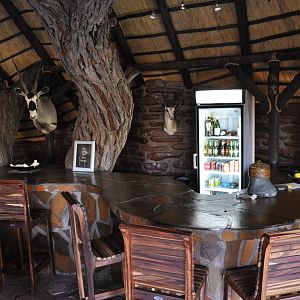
[213,118,221,136]
[204,141,208,156]
[235,141,239,157]
[231,141,236,158]
[225,140,229,157]
[220,140,225,156]
[208,140,213,156]
[228,140,233,157]
[205,115,212,136]
[213,140,219,156]
[210,117,215,136]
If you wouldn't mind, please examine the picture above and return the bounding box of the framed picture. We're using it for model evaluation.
[72,140,95,172]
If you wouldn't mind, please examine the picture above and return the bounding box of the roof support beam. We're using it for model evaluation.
[0,0,52,63]
[234,0,252,76]
[155,0,192,89]
[226,62,269,111]
[278,72,300,109]
[110,11,144,87]
[136,50,300,71]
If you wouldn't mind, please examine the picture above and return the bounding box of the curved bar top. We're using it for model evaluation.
[0,165,298,238]
[1,165,299,299]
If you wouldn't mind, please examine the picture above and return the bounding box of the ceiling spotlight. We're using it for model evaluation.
[149,11,156,19]
[180,1,186,10]
[214,2,222,11]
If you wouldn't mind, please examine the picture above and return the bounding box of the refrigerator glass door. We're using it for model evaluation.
[198,106,242,194]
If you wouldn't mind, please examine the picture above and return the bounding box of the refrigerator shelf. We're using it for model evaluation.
[204,187,239,194]
[203,156,240,160]
[204,136,240,140]
[204,170,239,176]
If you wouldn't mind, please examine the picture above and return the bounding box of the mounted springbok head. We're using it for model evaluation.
[14,63,57,134]
[161,102,178,135]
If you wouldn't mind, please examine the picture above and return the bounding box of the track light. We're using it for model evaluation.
[149,11,156,19]
[214,2,222,11]
[180,1,186,10]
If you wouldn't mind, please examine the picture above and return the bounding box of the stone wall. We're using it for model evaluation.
[255,103,300,165]
[115,80,197,185]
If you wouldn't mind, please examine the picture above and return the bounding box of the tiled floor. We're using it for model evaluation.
[0,268,124,300]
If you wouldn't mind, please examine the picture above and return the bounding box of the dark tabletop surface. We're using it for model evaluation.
[0,164,299,232]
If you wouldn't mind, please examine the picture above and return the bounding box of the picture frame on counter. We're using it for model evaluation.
[72,140,95,172]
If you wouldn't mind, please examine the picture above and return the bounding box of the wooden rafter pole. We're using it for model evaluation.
[277,72,300,110]
[0,0,52,64]
[155,0,193,89]
[135,50,300,71]
[225,63,269,109]
[268,59,280,165]
[234,0,252,77]
[110,11,144,87]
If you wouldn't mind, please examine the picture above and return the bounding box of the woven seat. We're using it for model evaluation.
[224,229,300,300]
[62,191,125,300]
[120,223,208,300]
[0,180,55,296]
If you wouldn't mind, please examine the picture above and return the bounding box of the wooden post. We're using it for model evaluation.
[267,59,280,165]
[45,133,55,163]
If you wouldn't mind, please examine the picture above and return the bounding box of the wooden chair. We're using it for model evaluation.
[0,180,55,295]
[119,223,208,300]
[224,229,300,300]
[62,191,124,300]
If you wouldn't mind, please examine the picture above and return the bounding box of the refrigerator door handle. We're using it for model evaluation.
[193,153,197,169]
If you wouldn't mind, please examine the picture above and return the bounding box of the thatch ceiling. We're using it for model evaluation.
[1,0,300,99]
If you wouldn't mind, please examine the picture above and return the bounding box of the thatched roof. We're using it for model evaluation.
[1,0,300,100]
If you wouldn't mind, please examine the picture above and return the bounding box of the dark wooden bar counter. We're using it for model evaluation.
[0,165,298,299]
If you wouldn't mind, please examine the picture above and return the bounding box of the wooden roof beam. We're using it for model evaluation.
[135,50,300,71]
[234,0,252,77]
[0,0,52,64]
[0,67,12,84]
[156,0,192,89]
[110,11,144,87]
[226,63,269,111]
[278,72,300,109]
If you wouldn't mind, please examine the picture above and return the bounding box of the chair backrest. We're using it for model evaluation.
[256,229,300,299]
[62,192,94,260]
[0,180,30,224]
[119,223,195,298]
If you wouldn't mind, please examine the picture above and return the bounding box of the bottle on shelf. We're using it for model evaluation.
[213,140,219,156]
[205,115,212,136]
[210,117,215,136]
[228,140,233,157]
[220,140,225,156]
[234,141,239,157]
[213,118,221,136]
[203,141,208,156]
[225,140,229,157]
[208,140,213,156]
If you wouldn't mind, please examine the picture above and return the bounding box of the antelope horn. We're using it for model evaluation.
[12,59,28,93]
[32,62,42,93]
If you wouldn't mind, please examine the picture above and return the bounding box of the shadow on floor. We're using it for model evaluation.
[0,268,124,300]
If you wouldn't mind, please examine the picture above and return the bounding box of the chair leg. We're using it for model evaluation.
[74,248,85,299]
[85,263,95,300]
[223,275,228,300]
[17,228,24,269]
[0,242,3,291]
[25,228,36,296]
[46,212,55,277]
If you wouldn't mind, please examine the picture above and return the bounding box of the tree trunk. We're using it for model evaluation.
[0,86,23,166]
[28,0,134,171]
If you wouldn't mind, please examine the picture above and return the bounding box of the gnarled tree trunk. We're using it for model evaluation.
[29,0,134,171]
[0,84,23,166]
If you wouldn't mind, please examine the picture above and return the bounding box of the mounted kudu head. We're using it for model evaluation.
[161,102,178,135]
[14,62,57,134]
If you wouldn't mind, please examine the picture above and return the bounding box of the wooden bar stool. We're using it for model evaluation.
[224,229,300,300]
[0,180,55,295]
[120,223,208,300]
[62,191,125,300]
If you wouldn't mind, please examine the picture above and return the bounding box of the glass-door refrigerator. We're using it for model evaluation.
[194,89,255,194]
